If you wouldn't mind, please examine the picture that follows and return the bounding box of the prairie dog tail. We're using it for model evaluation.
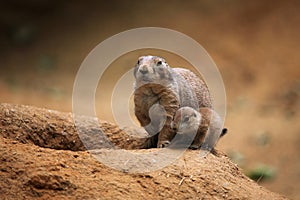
[220,128,228,138]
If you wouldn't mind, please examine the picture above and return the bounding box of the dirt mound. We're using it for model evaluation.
[0,103,149,151]
[0,103,288,199]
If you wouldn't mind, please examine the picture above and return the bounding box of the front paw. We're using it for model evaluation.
[189,144,200,150]
[157,140,170,148]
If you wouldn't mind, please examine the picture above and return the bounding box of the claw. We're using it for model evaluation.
[189,144,200,150]
[158,140,170,148]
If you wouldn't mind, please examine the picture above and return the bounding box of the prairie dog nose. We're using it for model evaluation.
[139,65,149,74]
[171,121,178,131]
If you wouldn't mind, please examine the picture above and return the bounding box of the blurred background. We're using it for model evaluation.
[0,0,299,199]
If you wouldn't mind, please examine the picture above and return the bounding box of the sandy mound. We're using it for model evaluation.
[0,103,288,199]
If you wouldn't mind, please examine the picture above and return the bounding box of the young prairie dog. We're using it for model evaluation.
[133,55,212,148]
[171,107,227,150]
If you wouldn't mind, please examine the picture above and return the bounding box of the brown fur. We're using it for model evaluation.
[133,55,212,148]
[171,107,225,150]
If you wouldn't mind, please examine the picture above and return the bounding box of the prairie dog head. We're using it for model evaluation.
[171,107,201,134]
[134,55,173,86]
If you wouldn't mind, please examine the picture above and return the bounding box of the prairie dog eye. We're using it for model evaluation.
[193,112,197,118]
[156,60,162,66]
[137,60,140,65]
[183,116,189,122]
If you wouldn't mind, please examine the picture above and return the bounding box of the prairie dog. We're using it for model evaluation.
[133,55,212,148]
[171,107,227,150]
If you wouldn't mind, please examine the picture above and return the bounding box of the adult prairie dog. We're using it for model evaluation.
[133,55,212,148]
[171,107,227,150]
